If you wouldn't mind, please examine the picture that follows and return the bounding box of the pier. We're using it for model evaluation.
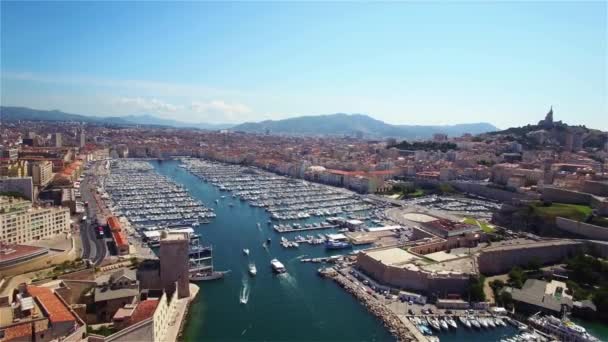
[273,224,339,233]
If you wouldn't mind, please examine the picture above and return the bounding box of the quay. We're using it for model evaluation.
[320,267,419,341]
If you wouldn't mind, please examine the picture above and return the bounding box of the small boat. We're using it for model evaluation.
[495,317,506,327]
[190,270,229,281]
[439,318,449,330]
[487,317,496,328]
[248,263,257,276]
[325,240,352,249]
[470,317,481,329]
[270,258,286,273]
[479,317,489,329]
[427,317,441,331]
[459,316,471,328]
[447,317,458,329]
[266,237,271,243]
[243,249,249,256]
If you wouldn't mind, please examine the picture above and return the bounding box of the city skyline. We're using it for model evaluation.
[1,1,607,130]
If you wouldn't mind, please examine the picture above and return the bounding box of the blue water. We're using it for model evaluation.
[152,160,393,341]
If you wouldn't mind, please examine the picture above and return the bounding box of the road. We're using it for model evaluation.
[79,161,108,266]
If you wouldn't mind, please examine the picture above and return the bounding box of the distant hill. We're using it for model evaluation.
[120,114,232,130]
[0,106,231,130]
[481,107,607,149]
[232,113,497,139]
[0,107,497,138]
[0,106,131,124]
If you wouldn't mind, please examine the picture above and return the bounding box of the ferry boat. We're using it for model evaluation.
[270,258,286,273]
[528,314,600,342]
[248,263,257,276]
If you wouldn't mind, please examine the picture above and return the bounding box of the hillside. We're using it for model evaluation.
[232,113,497,139]
[0,106,131,124]
[0,106,230,130]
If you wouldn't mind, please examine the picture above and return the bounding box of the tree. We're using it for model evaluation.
[489,279,505,292]
[508,266,526,288]
[468,275,486,302]
[525,257,542,272]
[497,291,513,309]
[593,287,608,315]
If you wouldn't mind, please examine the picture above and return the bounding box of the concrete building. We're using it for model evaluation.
[0,160,29,178]
[0,284,82,342]
[0,147,18,160]
[53,133,63,147]
[79,130,86,148]
[507,279,573,315]
[29,161,54,187]
[0,177,34,201]
[0,196,70,244]
[159,232,190,299]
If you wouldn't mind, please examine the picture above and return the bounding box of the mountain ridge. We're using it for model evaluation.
[232,113,497,139]
[0,106,498,139]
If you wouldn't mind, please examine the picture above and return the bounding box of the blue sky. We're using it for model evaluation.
[1,2,606,129]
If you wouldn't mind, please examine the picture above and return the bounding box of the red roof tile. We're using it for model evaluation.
[2,322,33,340]
[27,286,76,324]
[129,300,159,325]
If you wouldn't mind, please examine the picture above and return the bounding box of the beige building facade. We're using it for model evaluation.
[0,196,70,244]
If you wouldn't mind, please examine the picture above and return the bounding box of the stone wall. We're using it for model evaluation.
[356,253,470,296]
[477,240,582,275]
[542,186,591,204]
[555,217,608,241]
[450,181,533,203]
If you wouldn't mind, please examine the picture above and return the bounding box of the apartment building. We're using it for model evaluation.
[29,160,54,187]
[0,196,70,244]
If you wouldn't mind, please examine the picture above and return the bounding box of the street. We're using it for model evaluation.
[79,161,108,266]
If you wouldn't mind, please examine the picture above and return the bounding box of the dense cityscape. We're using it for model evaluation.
[1,1,606,342]
[0,106,607,342]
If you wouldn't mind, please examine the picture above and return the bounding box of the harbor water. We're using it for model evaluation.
[152,160,522,341]
[152,160,393,341]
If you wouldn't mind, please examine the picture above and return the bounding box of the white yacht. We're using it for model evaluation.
[270,258,286,273]
[248,263,257,276]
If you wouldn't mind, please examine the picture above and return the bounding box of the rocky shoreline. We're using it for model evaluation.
[321,268,416,342]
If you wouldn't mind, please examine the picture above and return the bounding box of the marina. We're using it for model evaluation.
[112,159,524,341]
[102,160,215,231]
[152,160,395,341]
[179,158,380,221]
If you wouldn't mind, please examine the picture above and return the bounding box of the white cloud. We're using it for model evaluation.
[190,100,251,114]
[117,97,181,113]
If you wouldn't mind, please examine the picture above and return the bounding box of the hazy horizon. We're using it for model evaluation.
[1,2,606,129]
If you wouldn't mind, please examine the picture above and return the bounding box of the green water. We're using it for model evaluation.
[152,160,393,341]
[573,318,608,341]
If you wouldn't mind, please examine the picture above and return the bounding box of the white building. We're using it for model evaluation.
[0,196,70,244]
